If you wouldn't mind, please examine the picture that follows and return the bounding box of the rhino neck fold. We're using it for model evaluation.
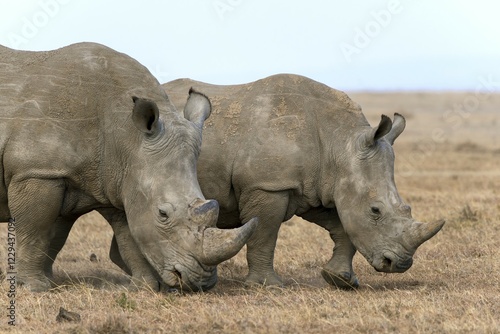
[99,112,139,210]
[316,130,352,209]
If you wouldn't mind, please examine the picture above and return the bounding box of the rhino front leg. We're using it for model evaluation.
[304,208,358,289]
[109,235,132,276]
[8,179,66,292]
[43,217,76,279]
[239,190,289,286]
[99,209,160,291]
[322,222,359,289]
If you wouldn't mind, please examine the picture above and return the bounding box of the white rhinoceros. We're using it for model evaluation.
[101,74,445,289]
[157,74,445,288]
[0,43,257,292]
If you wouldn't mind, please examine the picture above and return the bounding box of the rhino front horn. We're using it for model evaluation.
[200,217,259,266]
[405,219,445,250]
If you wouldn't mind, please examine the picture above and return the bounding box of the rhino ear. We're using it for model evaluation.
[183,88,211,129]
[131,96,160,135]
[384,113,406,145]
[364,114,392,147]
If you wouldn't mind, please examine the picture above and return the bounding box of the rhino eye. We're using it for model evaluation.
[159,209,169,221]
[371,206,381,215]
[158,203,174,223]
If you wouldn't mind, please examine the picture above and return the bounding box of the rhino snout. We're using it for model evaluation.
[160,264,217,292]
[174,264,218,292]
[374,251,414,273]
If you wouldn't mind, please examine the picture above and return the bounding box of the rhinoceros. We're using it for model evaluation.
[0,42,257,292]
[158,74,445,288]
[108,74,444,289]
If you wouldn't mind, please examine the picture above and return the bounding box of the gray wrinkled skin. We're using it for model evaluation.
[158,74,445,288]
[0,43,256,292]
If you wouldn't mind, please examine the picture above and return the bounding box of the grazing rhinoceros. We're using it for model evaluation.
[108,74,444,289]
[159,74,445,288]
[0,42,257,292]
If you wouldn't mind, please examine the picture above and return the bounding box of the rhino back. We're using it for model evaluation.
[0,43,168,219]
[164,74,366,217]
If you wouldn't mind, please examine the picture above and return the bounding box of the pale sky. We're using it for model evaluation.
[1,0,499,91]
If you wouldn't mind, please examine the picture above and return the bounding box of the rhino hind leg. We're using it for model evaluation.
[239,190,289,287]
[100,209,160,291]
[8,178,66,292]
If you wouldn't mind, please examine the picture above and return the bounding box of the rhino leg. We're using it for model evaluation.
[322,223,358,289]
[43,217,76,279]
[99,209,160,291]
[8,179,66,292]
[239,190,289,287]
[304,208,359,289]
[109,235,132,275]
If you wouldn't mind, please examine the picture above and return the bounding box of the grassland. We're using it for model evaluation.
[0,92,499,333]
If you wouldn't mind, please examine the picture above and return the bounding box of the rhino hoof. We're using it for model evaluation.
[245,272,284,288]
[321,269,359,290]
[17,276,52,292]
[129,277,161,292]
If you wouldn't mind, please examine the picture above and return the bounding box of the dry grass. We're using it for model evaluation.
[1,92,499,333]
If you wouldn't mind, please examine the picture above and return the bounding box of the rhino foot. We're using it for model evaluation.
[128,275,161,292]
[321,269,359,290]
[128,281,160,292]
[245,271,284,287]
[17,275,52,292]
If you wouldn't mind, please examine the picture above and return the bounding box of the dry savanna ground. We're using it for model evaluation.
[0,92,499,333]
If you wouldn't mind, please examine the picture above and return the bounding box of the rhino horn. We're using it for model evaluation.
[404,219,445,250]
[200,217,259,266]
[189,199,219,227]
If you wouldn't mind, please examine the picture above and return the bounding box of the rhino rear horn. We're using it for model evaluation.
[189,199,219,228]
[200,217,259,266]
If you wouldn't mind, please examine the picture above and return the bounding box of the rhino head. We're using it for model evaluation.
[118,89,257,291]
[333,113,444,273]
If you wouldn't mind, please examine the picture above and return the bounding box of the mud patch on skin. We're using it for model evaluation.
[269,115,303,140]
[202,95,241,145]
[203,95,224,128]
[217,100,241,144]
[272,97,288,118]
